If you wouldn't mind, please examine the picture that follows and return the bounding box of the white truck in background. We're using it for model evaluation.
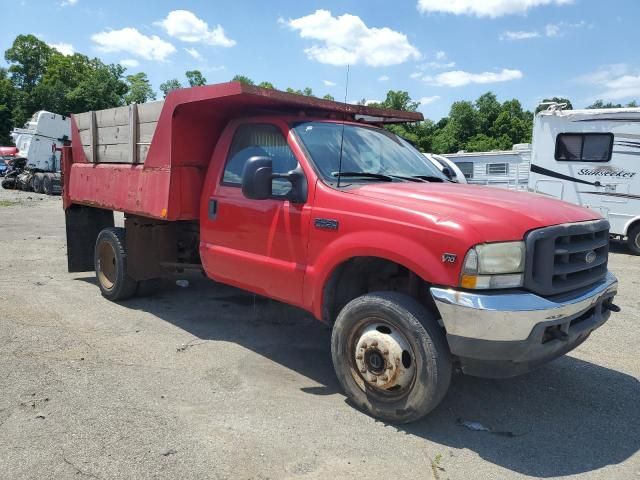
[4,111,71,195]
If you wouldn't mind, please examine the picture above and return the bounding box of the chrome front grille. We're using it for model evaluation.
[524,219,610,296]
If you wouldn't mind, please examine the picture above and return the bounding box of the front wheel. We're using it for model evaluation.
[627,224,640,255]
[94,227,138,301]
[331,292,452,423]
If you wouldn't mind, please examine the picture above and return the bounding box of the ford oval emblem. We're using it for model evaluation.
[585,250,597,264]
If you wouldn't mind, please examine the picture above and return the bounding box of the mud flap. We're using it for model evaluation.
[65,205,114,272]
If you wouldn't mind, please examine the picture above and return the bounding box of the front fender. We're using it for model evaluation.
[303,229,462,320]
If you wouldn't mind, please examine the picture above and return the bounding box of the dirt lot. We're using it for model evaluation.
[0,187,638,480]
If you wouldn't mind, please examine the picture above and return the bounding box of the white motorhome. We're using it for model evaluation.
[442,143,530,190]
[8,110,70,194]
[529,106,640,254]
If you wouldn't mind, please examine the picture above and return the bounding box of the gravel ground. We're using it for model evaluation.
[0,187,638,480]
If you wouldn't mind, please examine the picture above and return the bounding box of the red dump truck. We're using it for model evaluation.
[63,82,620,423]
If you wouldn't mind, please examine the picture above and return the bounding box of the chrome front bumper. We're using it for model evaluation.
[431,271,618,342]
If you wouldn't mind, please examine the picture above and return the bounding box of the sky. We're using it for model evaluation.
[1,0,639,120]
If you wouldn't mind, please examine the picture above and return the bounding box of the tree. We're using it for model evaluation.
[322,94,335,101]
[5,34,55,124]
[475,92,501,133]
[5,34,53,92]
[32,53,128,115]
[160,79,182,98]
[231,74,254,86]
[370,90,419,112]
[587,99,638,109]
[258,81,275,89]
[537,97,573,113]
[0,68,16,145]
[186,70,206,87]
[124,72,156,104]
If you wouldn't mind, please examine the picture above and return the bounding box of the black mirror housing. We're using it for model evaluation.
[241,156,308,203]
[242,156,273,200]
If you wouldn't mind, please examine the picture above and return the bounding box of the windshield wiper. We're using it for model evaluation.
[331,171,394,182]
[412,175,448,183]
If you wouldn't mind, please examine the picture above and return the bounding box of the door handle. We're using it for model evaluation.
[208,198,217,220]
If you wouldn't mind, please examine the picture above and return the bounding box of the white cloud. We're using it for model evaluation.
[60,0,78,6]
[579,64,640,101]
[424,68,523,87]
[91,28,176,61]
[418,95,441,105]
[284,9,420,67]
[417,0,573,18]
[322,80,337,87]
[500,20,586,40]
[49,42,74,56]
[410,72,422,79]
[500,30,540,40]
[378,75,390,82]
[120,59,139,68]
[184,47,203,61]
[435,50,446,60]
[425,60,456,69]
[156,10,235,47]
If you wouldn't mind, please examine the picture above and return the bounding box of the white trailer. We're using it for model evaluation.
[9,110,71,194]
[442,143,530,190]
[529,106,640,254]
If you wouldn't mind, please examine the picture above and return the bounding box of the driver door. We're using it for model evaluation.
[200,122,311,306]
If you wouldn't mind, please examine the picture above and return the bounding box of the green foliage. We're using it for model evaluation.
[32,53,128,114]
[322,94,335,101]
[124,72,156,104]
[186,70,207,87]
[587,99,638,109]
[232,75,254,86]
[258,81,275,89]
[5,34,53,92]
[159,79,182,98]
[536,97,573,113]
[0,68,15,145]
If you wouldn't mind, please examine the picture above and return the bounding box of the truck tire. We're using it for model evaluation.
[42,174,53,195]
[331,291,452,423]
[627,224,640,255]
[94,227,138,301]
[33,173,44,194]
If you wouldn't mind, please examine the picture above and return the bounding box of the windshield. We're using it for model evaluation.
[292,121,447,185]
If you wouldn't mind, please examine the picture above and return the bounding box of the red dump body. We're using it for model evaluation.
[0,146,18,157]
[64,82,422,219]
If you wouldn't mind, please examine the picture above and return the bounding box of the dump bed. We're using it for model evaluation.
[65,81,423,221]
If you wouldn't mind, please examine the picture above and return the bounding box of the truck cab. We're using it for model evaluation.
[63,83,620,423]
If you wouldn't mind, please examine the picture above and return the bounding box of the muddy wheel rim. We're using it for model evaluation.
[347,316,417,399]
[97,241,117,290]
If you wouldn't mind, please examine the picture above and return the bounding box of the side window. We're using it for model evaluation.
[486,163,508,175]
[555,133,613,162]
[456,162,474,179]
[223,123,299,195]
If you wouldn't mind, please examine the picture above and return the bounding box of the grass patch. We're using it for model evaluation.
[0,200,19,207]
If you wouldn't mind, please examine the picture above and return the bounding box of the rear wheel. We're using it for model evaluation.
[627,224,640,255]
[42,174,53,195]
[32,173,44,194]
[331,292,452,423]
[94,227,138,301]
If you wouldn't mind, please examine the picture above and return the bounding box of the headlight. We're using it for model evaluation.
[460,241,525,289]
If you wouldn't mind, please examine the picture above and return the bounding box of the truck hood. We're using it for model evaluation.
[347,182,600,242]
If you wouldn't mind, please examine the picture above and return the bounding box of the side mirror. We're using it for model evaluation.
[241,156,273,200]
[241,156,308,203]
[441,166,454,180]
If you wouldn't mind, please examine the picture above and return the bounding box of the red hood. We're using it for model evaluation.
[347,183,600,242]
